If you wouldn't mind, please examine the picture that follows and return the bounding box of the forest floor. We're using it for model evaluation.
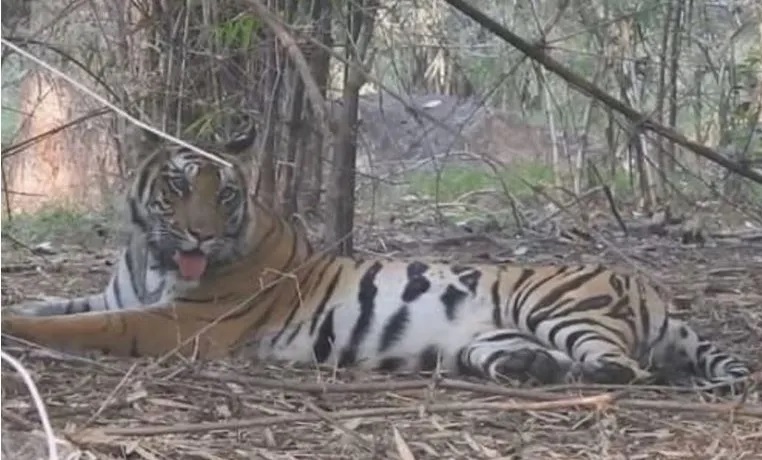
[2,196,762,460]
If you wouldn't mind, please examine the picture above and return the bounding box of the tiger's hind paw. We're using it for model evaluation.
[490,348,567,385]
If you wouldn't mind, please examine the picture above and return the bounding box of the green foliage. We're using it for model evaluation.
[1,105,19,144]
[405,161,555,202]
[2,204,117,246]
[215,14,262,49]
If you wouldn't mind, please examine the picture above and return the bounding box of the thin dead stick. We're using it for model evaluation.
[77,394,613,438]
[84,362,138,428]
[302,400,374,451]
[196,372,565,401]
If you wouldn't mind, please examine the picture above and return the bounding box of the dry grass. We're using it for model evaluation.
[2,214,762,459]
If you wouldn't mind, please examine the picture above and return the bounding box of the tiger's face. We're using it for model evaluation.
[134,149,251,281]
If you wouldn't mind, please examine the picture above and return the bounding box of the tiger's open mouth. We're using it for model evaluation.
[173,249,208,280]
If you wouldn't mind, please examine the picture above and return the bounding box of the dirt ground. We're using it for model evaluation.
[2,209,762,460]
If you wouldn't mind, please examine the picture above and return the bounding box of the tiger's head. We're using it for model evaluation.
[128,125,257,281]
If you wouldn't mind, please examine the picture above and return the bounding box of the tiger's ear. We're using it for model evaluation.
[222,115,257,155]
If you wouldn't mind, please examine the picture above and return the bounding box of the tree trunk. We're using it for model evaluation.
[325,0,377,256]
[300,0,332,213]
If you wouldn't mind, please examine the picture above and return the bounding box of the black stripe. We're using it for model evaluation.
[407,261,429,278]
[573,295,613,312]
[482,349,513,373]
[309,266,342,334]
[269,295,305,346]
[491,277,502,327]
[401,276,430,302]
[546,317,629,353]
[458,270,481,294]
[268,257,335,347]
[377,356,406,372]
[176,293,237,304]
[609,273,624,296]
[128,198,150,230]
[440,285,467,321]
[338,261,383,367]
[285,322,303,346]
[637,281,653,341]
[526,266,606,332]
[517,266,579,314]
[419,345,441,372]
[451,265,471,275]
[606,295,632,319]
[312,309,335,363]
[562,329,620,356]
[402,261,431,302]
[482,330,538,344]
[111,272,124,310]
[124,246,144,304]
[509,268,538,325]
[378,305,409,353]
[705,351,728,375]
[267,257,331,347]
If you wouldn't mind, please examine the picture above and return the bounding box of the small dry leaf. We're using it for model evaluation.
[393,426,416,460]
[513,246,529,256]
[146,397,197,411]
[214,403,232,418]
[263,427,277,447]
[125,389,148,404]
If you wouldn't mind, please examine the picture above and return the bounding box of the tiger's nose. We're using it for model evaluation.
[188,228,214,242]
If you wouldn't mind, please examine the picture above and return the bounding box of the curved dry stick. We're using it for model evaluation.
[1,350,59,460]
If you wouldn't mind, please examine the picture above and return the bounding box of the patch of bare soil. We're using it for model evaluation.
[2,216,761,460]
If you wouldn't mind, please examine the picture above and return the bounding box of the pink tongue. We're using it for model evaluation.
[173,252,208,280]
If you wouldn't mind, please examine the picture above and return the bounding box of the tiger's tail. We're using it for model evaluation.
[653,317,751,390]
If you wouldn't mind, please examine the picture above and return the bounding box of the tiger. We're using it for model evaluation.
[1,126,752,391]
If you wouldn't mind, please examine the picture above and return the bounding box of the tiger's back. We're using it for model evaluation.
[3,125,752,391]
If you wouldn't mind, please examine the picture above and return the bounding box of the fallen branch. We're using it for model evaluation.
[74,394,613,438]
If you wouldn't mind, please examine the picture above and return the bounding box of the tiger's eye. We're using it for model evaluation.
[219,187,237,202]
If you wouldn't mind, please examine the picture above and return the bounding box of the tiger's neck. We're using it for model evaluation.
[188,200,321,298]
